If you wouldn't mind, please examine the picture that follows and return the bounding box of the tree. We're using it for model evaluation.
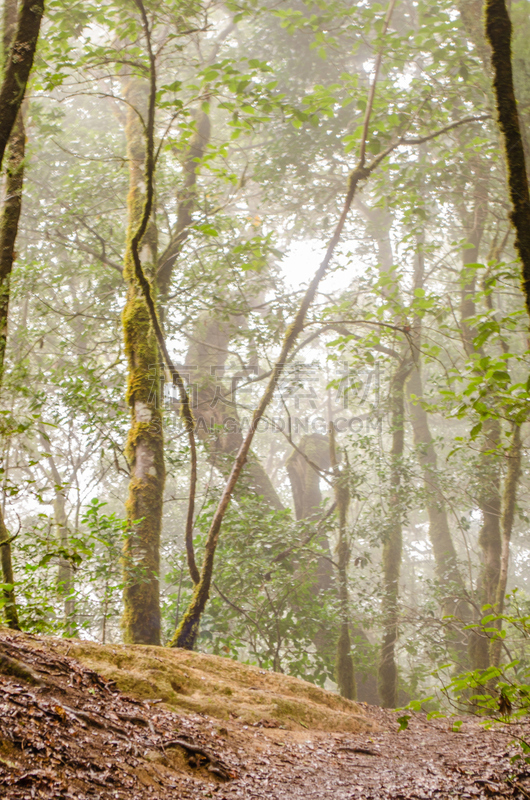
[485,0,530,319]
[0,0,45,630]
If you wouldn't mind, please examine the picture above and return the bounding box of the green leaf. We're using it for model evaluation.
[470,421,482,439]
[195,224,219,237]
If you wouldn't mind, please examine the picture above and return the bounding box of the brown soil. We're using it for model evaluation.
[0,630,529,799]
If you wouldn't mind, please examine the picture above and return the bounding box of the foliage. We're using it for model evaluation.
[166,496,338,685]
[0,0,529,713]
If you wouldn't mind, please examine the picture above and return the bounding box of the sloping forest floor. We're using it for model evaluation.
[0,632,529,799]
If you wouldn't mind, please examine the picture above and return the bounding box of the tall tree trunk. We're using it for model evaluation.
[0,0,43,172]
[455,171,502,671]
[121,76,165,645]
[0,0,35,631]
[54,487,76,635]
[39,428,76,632]
[406,240,468,630]
[484,0,530,319]
[0,110,24,377]
[458,165,488,357]
[357,204,410,706]
[0,110,24,630]
[285,432,341,676]
[329,426,356,700]
[490,424,521,667]
[157,109,211,300]
[407,369,466,607]
[469,417,502,670]
[378,358,410,708]
[0,512,18,629]
[286,433,333,592]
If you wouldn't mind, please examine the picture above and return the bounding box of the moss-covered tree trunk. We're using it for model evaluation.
[378,360,409,708]
[0,110,24,375]
[0,111,24,630]
[0,511,18,629]
[484,0,530,319]
[491,423,521,667]
[121,76,165,645]
[0,0,37,631]
[0,0,43,173]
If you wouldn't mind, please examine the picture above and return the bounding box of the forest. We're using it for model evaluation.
[1,0,530,795]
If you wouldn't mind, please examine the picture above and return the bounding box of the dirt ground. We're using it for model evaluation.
[0,631,529,799]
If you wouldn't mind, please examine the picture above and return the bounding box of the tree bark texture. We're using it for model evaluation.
[485,0,530,320]
[458,165,488,357]
[0,511,18,629]
[121,76,165,645]
[0,0,36,630]
[0,0,43,173]
[458,0,491,66]
[0,109,24,379]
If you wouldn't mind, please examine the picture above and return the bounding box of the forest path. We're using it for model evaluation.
[0,631,528,799]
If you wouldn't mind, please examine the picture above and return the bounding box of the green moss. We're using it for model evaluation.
[121,117,165,646]
[485,0,530,317]
[62,639,374,733]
